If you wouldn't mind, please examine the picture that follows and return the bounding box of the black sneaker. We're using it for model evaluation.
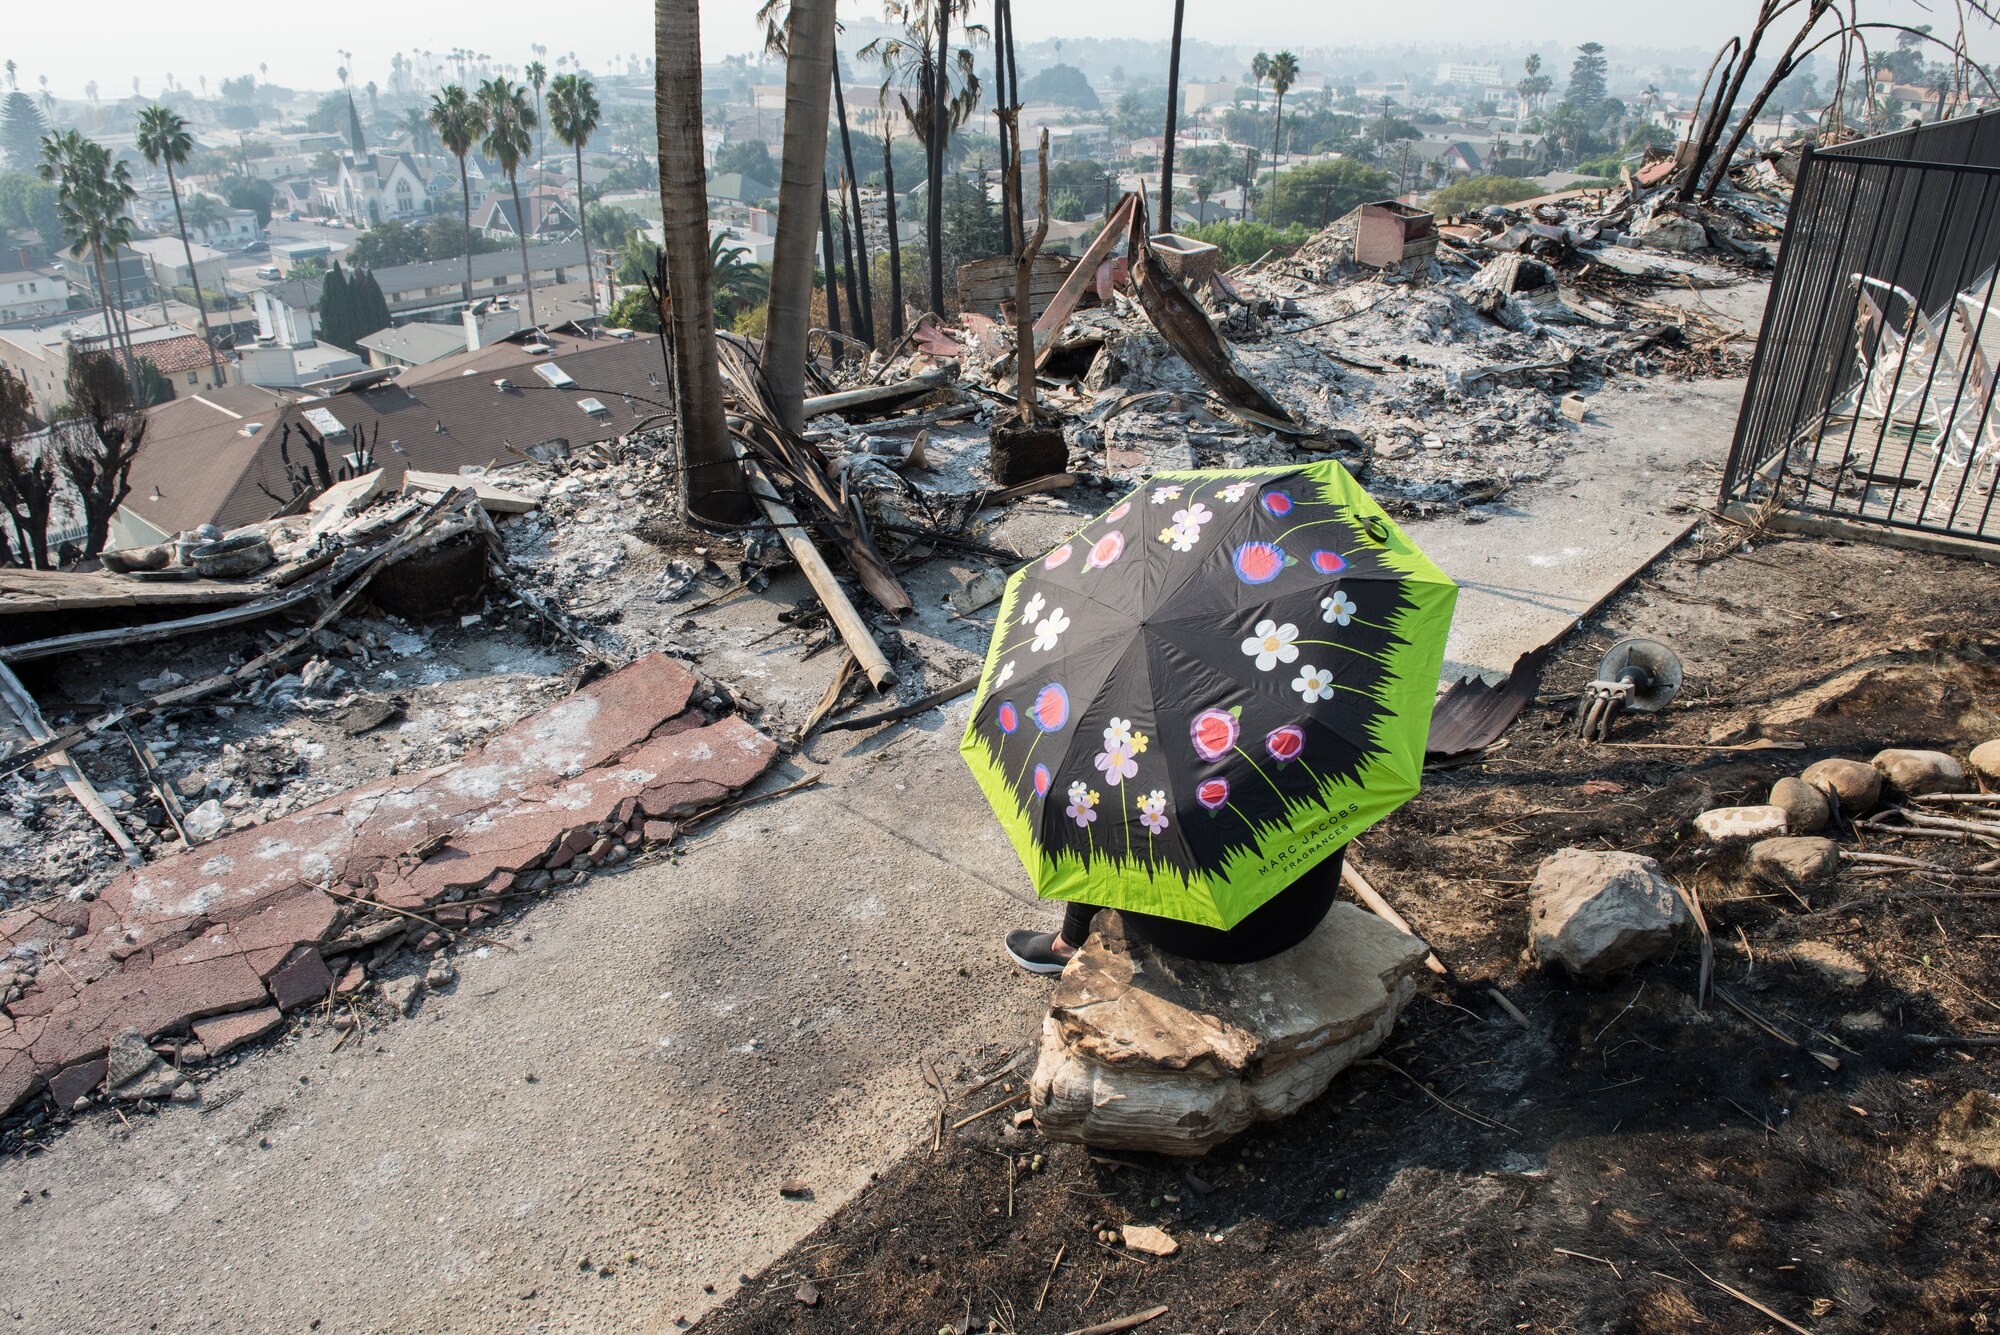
[1004,929,1072,975]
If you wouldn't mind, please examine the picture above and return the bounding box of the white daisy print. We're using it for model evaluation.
[1020,591,1046,627]
[1171,502,1213,531]
[1150,484,1182,504]
[1241,619,1300,672]
[1217,481,1254,503]
[995,660,1016,690]
[1168,524,1200,552]
[1292,664,1335,703]
[1031,608,1071,652]
[1103,717,1137,750]
[1320,591,1356,626]
[1137,790,1170,834]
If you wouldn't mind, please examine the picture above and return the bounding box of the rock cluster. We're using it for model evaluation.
[1030,904,1429,1157]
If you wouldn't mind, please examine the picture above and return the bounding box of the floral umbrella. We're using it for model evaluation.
[959,463,1457,929]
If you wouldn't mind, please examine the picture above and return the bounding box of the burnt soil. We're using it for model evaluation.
[697,531,2000,1335]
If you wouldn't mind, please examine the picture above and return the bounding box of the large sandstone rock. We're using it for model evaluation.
[1030,904,1428,1157]
[1694,805,1788,844]
[1529,848,1691,980]
[1871,748,1966,797]
[1748,836,1841,888]
[1801,758,1882,813]
[1971,739,2000,786]
[1768,777,1830,834]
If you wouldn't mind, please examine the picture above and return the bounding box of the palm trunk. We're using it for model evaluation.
[833,69,874,347]
[509,171,538,330]
[1003,0,1022,237]
[92,245,138,390]
[166,160,222,388]
[656,0,746,523]
[1267,92,1285,221]
[575,141,598,318]
[927,0,950,316]
[837,189,863,337]
[993,0,1015,256]
[457,153,474,304]
[882,131,905,339]
[1159,0,1186,228]
[819,188,844,338]
[764,0,835,433]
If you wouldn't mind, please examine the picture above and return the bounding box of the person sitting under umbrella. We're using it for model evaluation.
[960,464,1457,979]
[1005,845,1348,971]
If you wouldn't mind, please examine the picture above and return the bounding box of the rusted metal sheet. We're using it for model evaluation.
[1032,193,1138,369]
[1425,642,1553,760]
[1122,201,1301,434]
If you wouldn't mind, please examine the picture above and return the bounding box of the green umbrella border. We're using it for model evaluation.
[957,463,1460,930]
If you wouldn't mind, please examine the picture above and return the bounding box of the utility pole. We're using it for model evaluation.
[1158,0,1186,229]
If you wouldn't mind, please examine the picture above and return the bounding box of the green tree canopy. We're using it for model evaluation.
[1261,158,1393,228]
[346,219,429,268]
[1185,220,1310,268]
[1017,63,1100,110]
[712,139,777,183]
[1426,174,1544,214]
[0,93,48,174]
[0,172,61,248]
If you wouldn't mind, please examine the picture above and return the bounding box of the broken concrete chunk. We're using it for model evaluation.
[104,1029,182,1102]
[46,1059,106,1111]
[1560,393,1587,423]
[1801,758,1882,813]
[1693,805,1788,844]
[1031,904,1427,1156]
[424,958,457,990]
[778,1178,812,1199]
[1747,836,1840,887]
[268,948,335,1010]
[1871,748,1966,797]
[1630,211,1707,252]
[1529,848,1690,980]
[182,799,228,842]
[1789,941,1868,989]
[192,1005,284,1057]
[1121,1224,1179,1257]
[380,975,424,1017]
[1768,776,1830,834]
[1969,739,2000,785]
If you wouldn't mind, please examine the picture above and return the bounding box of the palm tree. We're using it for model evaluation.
[1159,0,1187,226]
[709,234,769,317]
[428,85,488,304]
[525,58,547,195]
[1265,50,1298,221]
[39,130,139,388]
[655,0,746,524]
[862,0,985,316]
[1251,52,1271,108]
[547,72,601,319]
[184,191,224,241]
[764,0,835,431]
[136,105,221,388]
[477,78,539,330]
[401,105,435,154]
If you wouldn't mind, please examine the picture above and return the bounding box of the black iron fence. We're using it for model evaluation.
[1721,111,2000,543]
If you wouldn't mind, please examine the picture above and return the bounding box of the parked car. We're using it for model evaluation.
[254,265,282,281]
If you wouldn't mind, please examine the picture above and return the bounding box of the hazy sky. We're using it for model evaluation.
[8,0,1994,99]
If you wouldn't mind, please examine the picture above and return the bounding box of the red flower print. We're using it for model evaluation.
[1196,777,1230,810]
[1265,724,1306,763]
[1190,708,1240,762]
[1084,531,1126,571]
[996,701,1019,734]
[1043,542,1074,570]
[1310,549,1347,575]
[1033,684,1071,732]
[1261,490,1294,517]
[1233,541,1286,585]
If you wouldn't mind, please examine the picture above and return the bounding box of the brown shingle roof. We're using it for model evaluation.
[122,337,672,533]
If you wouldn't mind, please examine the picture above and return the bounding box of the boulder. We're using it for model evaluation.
[1801,758,1882,813]
[1630,211,1707,252]
[1871,748,1967,797]
[1029,904,1428,1157]
[1747,836,1841,888]
[1768,776,1830,834]
[1693,805,1788,844]
[1529,848,1691,980]
[1970,739,2000,786]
